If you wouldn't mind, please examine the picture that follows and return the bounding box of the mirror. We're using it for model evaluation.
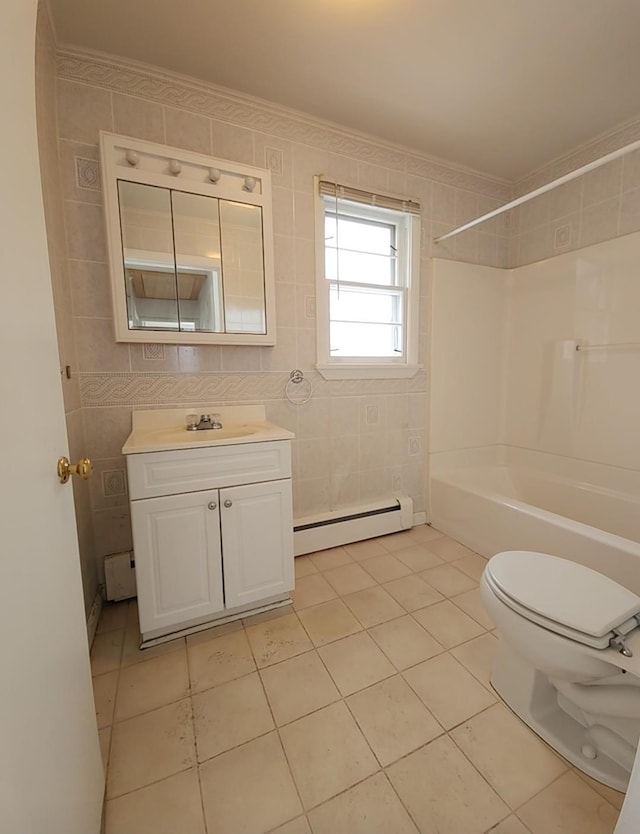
[101,134,275,345]
[118,184,267,335]
[172,191,224,333]
[216,200,266,333]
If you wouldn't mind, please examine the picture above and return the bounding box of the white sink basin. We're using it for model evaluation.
[149,425,258,443]
[122,407,295,455]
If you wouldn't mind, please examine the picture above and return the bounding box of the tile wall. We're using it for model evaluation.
[51,47,511,581]
[509,125,640,267]
[35,4,98,614]
[46,41,640,594]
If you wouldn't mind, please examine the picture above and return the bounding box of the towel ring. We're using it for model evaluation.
[285,369,313,405]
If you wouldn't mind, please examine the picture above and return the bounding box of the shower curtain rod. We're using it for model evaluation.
[433,137,640,243]
[576,342,640,352]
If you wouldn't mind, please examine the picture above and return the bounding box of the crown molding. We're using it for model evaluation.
[56,46,511,201]
[515,114,640,196]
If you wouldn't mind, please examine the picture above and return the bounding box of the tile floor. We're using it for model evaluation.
[91,526,625,834]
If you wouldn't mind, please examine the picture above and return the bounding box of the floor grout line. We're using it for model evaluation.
[96,529,621,833]
[183,630,210,834]
[104,763,195,803]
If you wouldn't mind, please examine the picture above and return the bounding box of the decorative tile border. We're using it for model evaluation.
[326,132,407,172]
[57,48,511,199]
[58,50,329,146]
[55,47,638,230]
[407,154,511,201]
[515,116,640,196]
[79,371,427,407]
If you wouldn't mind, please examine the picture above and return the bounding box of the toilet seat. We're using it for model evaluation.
[485,551,640,651]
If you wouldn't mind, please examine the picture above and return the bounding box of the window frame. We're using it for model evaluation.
[314,180,421,379]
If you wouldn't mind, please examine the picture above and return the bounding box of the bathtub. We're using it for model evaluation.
[429,446,640,595]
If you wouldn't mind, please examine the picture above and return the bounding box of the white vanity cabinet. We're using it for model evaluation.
[126,437,294,645]
[218,479,293,609]
[130,489,225,636]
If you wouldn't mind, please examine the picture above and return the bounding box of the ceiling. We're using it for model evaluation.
[49,0,640,181]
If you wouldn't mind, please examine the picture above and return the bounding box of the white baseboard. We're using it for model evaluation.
[294,496,414,556]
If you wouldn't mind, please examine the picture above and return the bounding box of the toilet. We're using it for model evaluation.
[481,550,640,791]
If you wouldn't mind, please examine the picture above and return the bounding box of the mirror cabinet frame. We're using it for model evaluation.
[100,132,277,345]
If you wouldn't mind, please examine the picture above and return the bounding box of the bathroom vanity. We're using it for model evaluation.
[123,405,294,646]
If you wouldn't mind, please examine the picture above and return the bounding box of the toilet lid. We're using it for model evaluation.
[487,551,640,640]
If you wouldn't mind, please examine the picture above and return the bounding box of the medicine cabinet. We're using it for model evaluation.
[100,133,276,345]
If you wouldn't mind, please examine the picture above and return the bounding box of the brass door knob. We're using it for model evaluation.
[57,456,93,484]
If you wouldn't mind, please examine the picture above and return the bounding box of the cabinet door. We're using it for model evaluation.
[220,479,294,609]
[131,489,224,636]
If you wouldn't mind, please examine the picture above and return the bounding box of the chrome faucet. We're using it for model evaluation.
[188,413,223,431]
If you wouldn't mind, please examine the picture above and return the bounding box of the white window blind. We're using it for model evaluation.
[318,179,421,216]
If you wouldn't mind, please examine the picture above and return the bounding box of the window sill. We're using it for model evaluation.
[315,363,423,380]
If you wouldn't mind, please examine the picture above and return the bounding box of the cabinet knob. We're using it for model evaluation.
[208,501,217,510]
[223,499,233,508]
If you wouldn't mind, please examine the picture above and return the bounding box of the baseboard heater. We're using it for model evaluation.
[293,496,413,557]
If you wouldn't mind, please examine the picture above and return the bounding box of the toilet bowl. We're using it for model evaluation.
[481,550,640,791]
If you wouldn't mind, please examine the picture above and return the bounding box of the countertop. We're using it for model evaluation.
[122,405,294,455]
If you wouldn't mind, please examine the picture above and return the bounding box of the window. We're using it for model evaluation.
[315,179,421,379]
